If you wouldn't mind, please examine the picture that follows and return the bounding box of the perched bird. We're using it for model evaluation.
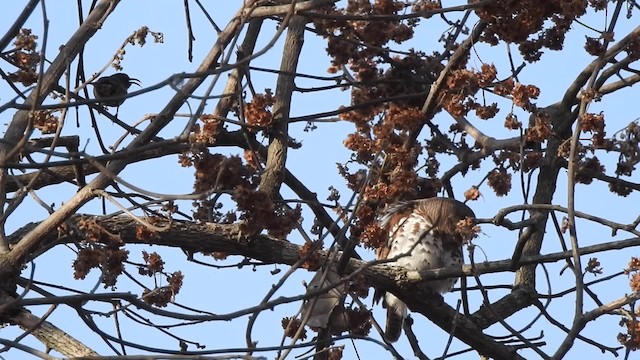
[90,73,140,111]
[374,197,475,343]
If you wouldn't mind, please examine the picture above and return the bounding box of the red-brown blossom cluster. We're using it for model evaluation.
[492,78,540,113]
[233,185,302,238]
[612,122,640,178]
[7,28,39,86]
[474,0,589,62]
[72,218,129,288]
[464,186,481,201]
[523,151,544,172]
[73,247,129,288]
[625,257,640,292]
[139,251,165,275]
[456,217,481,242]
[504,113,522,130]
[619,258,640,350]
[527,111,553,143]
[580,112,606,147]
[142,271,184,307]
[575,157,605,185]
[487,168,512,196]
[299,240,323,270]
[313,1,411,68]
[412,0,441,15]
[32,111,60,134]
[584,36,606,56]
[192,153,257,193]
[245,90,275,131]
[282,317,307,340]
[440,64,499,119]
[619,317,640,351]
[191,114,221,145]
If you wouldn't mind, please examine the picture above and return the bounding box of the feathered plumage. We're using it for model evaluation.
[91,73,140,107]
[375,197,475,342]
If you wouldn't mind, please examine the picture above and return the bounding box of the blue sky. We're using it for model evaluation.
[2,1,640,359]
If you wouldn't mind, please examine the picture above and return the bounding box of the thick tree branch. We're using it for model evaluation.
[10,310,99,357]
[11,215,640,359]
[259,15,306,199]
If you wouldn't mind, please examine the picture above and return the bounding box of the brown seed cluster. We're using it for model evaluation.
[139,251,164,275]
[142,271,184,308]
[464,186,481,201]
[575,157,605,185]
[299,240,323,270]
[191,114,221,145]
[73,247,129,287]
[474,0,589,62]
[233,185,302,238]
[245,91,275,131]
[72,218,128,288]
[619,257,640,350]
[182,146,301,236]
[7,28,39,86]
[313,1,411,68]
[281,317,307,340]
[440,64,499,118]
[32,110,60,134]
[487,168,512,197]
[192,153,257,194]
[526,111,552,143]
[456,217,481,242]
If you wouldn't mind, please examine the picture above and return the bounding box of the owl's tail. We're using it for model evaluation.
[383,293,407,342]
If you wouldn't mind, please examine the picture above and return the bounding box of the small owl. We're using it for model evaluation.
[374,197,475,342]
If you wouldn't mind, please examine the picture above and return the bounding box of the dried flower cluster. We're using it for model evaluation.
[619,257,640,350]
[111,26,163,71]
[487,168,512,197]
[181,149,301,237]
[475,0,590,62]
[139,251,165,275]
[584,257,602,275]
[73,247,128,288]
[456,216,481,242]
[7,28,39,86]
[191,114,221,145]
[233,185,302,238]
[191,153,257,194]
[73,218,128,287]
[245,90,275,131]
[299,240,323,270]
[32,110,60,134]
[282,317,307,340]
[142,271,184,308]
[439,64,499,118]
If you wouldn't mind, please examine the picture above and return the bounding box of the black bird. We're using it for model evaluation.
[91,73,141,109]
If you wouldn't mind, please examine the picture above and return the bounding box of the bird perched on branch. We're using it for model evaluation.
[374,197,476,343]
[90,73,140,115]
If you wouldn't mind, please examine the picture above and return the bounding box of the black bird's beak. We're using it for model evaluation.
[129,78,141,87]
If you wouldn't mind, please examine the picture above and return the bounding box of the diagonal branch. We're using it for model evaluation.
[259,15,306,199]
